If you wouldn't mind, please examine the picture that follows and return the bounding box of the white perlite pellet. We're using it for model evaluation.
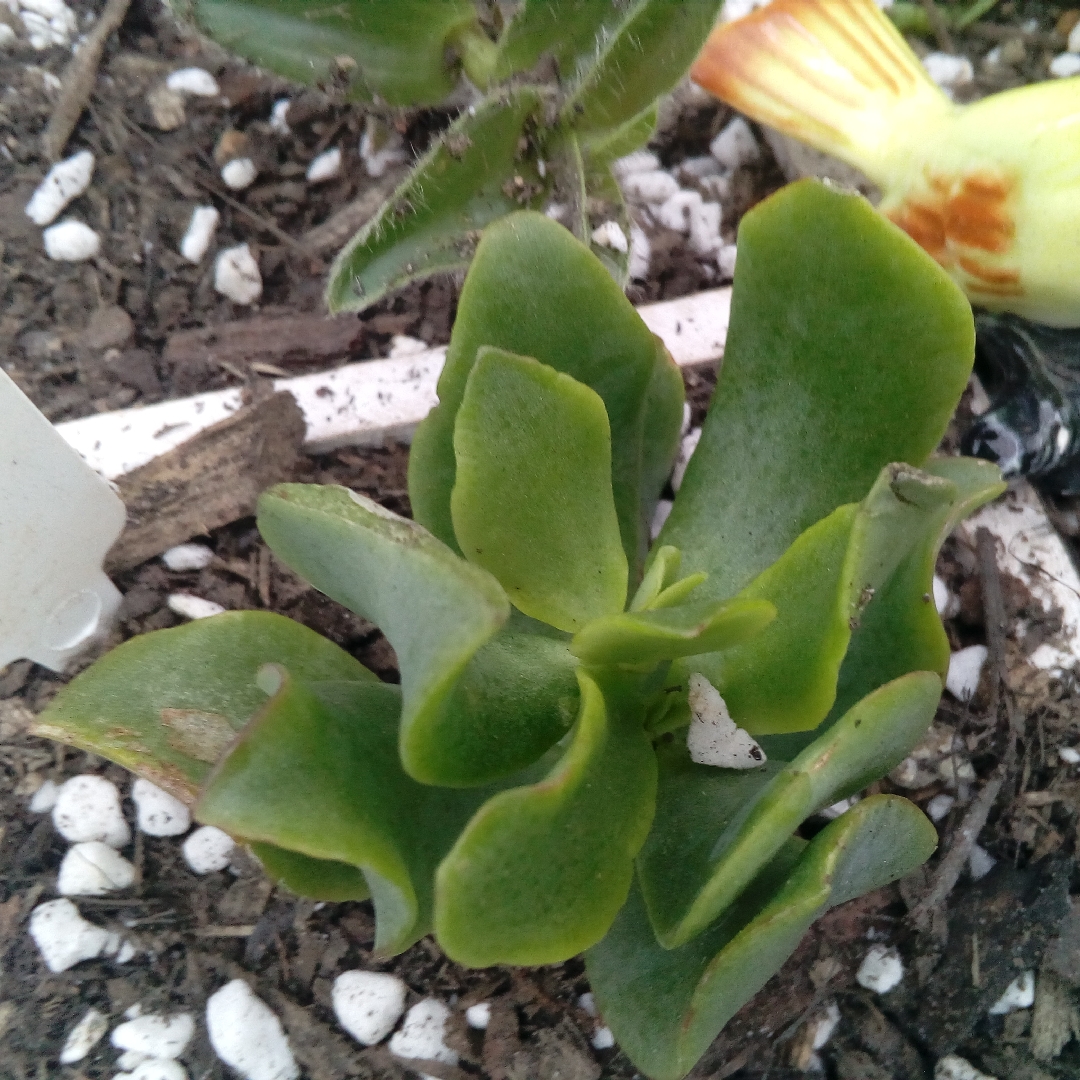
[112,1013,195,1059]
[29,778,59,812]
[687,673,766,769]
[945,645,987,703]
[578,992,597,1017]
[214,244,262,305]
[933,575,958,617]
[591,1026,615,1050]
[387,334,428,359]
[710,118,759,171]
[1069,22,1080,53]
[53,774,131,848]
[29,898,114,972]
[620,169,680,205]
[922,52,974,90]
[926,793,955,823]
[650,499,673,542]
[591,220,628,253]
[162,542,214,571]
[306,146,342,183]
[269,98,290,133]
[465,1003,491,1030]
[935,1054,998,1080]
[207,980,299,1080]
[179,206,219,265]
[389,999,459,1074]
[128,1060,188,1080]
[717,243,737,280]
[43,218,100,261]
[59,1007,109,1064]
[168,593,226,620]
[25,149,94,225]
[1060,746,1080,765]
[165,67,219,97]
[628,224,650,280]
[132,778,191,836]
[221,157,257,191]
[332,970,407,1046]
[988,971,1034,1015]
[0,23,16,45]
[671,427,702,492]
[58,840,135,896]
[811,1002,841,1049]
[183,826,235,873]
[1049,53,1080,78]
[969,843,996,881]
[856,945,904,994]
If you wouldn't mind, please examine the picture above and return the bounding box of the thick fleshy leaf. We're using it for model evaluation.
[452,348,627,631]
[659,180,975,602]
[250,843,370,903]
[588,795,936,1080]
[561,0,723,136]
[639,339,687,547]
[570,597,775,667]
[763,457,1004,761]
[198,673,495,954]
[408,211,674,579]
[32,612,374,803]
[639,671,941,948]
[435,669,656,966]
[256,484,512,784]
[326,89,548,314]
[187,0,475,105]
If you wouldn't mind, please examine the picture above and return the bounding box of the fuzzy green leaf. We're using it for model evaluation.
[452,348,627,631]
[435,669,656,966]
[659,180,975,602]
[187,0,475,105]
[639,671,941,949]
[327,89,548,314]
[409,211,678,579]
[588,795,936,1080]
[256,484,514,784]
[32,612,374,804]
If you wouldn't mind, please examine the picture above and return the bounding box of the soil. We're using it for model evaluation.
[3,2,1080,1080]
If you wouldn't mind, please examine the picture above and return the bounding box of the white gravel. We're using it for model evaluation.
[165,67,220,97]
[57,840,135,896]
[112,1013,195,1059]
[591,220,628,253]
[29,778,59,812]
[162,542,214,571]
[43,219,100,261]
[628,224,650,279]
[935,1054,998,1080]
[687,672,766,769]
[306,146,342,183]
[332,970,407,1045]
[132,778,192,836]
[1049,52,1080,78]
[671,427,702,492]
[969,843,997,881]
[591,1026,615,1050]
[179,207,220,265]
[29,898,115,972]
[856,945,904,994]
[127,1060,189,1080]
[1059,745,1080,765]
[709,117,759,171]
[214,244,262,305]
[25,149,94,226]
[59,1007,108,1064]
[52,774,131,848]
[207,980,299,1080]
[221,157,257,191]
[922,52,974,90]
[167,593,226,620]
[945,645,987,702]
[182,825,236,873]
[926,793,955,822]
[269,98,290,133]
[465,1003,491,1030]
[388,999,458,1074]
[988,971,1034,1015]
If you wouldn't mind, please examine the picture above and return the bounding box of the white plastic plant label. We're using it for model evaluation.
[0,369,125,671]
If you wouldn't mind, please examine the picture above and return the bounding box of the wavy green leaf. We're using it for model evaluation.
[327,89,548,314]
[250,843,370,903]
[589,795,936,1080]
[639,671,941,948]
[32,612,373,803]
[452,348,627,631]
[435,669,656,966]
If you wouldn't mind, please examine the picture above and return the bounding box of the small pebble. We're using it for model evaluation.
[932,575,954,617]
[945,644,987,702]
[717,243,737,280]
[57,840,136,896]
[651,499,673,542]
[132,778,192,836]
[612,150,660,179]
[358,125,407,177]
[578,992,598,1017]
[935,1054,997,1080]
[29,898,113,972]
[628,224,651,279]
[1070,22,1080,54]
[922,52,974,90]
[306,146,341,183]
[709,117,759,170]
[387,334,428,359]
[269,98,290,133]
[130,1061,188,1080]
[179,206,219,265]
[29,777,59,812]
[969,843,997,881]
[43,218,100,261]
[182,825,235,873]
[59,1008,108,1064]
[221,157,257,190]
[332,970,407,1045]
[671,427,702,492]
[112,1013,195,1060]
[167,593,226,620]
[988,971,1034,1015]
[811,1002,841,1050]
[25,149,94,225]
[591,220,628,253]
[0,23,16,46]
[622,169,680,206]
[388,999,458,1070]
[856,944,904,994]
[465,1003,491,1030]
[1059,746,1080,765]
[687,673,767,769]
[818,795,859,821]
[53,774,130,848]
[147,85,186,131]
[165,67,219,97]
[214,244,262,305]
[591,1027,615,1050]
[926,793,955,822]
[207,980,299,1080]
[1049,52,1080,78]
[162,542,214,571]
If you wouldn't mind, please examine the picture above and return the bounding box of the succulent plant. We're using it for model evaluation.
[37,181,1002,1078]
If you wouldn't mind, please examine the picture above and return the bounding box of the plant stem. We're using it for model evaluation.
[451,22,499,91]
